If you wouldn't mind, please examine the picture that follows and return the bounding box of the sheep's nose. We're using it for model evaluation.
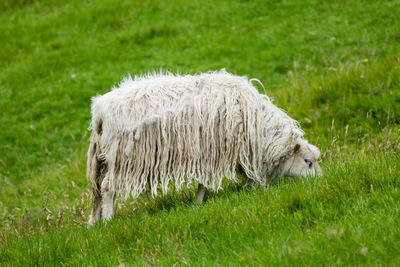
[304,158,313,168]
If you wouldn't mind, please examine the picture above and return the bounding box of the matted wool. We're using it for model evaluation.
[87,70,304,200]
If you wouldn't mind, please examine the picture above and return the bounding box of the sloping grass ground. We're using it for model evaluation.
[0,0,399,265]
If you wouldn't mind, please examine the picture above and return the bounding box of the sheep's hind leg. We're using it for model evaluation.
[88,192,102,226]
[195,184,207,203]
[101,178,115,222]
[88,166,105,226]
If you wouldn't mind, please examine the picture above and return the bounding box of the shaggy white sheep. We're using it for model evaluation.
[87,70,322,225]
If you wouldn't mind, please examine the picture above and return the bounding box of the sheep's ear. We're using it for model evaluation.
[293,143,301,153]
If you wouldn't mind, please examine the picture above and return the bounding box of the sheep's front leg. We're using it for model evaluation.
[195,184,206,203]
[101,179,115,222]
[244,177,258,190]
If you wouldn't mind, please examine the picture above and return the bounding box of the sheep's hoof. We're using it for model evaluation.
[87,215,96,227]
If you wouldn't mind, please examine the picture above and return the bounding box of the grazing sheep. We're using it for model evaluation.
[87,70,322,225]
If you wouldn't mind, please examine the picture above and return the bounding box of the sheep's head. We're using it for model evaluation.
[276,139,322,177]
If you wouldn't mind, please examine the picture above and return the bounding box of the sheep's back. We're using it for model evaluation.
[91,72,254,133]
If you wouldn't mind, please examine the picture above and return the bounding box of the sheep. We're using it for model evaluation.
[87,70,322,225]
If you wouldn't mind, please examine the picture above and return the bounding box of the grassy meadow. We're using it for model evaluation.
[1,0,399,265]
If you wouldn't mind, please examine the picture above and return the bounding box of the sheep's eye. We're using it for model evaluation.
[304,158,313,168]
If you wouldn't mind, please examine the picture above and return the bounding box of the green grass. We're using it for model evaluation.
[1,0,399,265]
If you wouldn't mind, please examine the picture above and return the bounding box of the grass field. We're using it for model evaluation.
[1,0,400,265]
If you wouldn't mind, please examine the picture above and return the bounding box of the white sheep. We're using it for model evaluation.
[87,70,321,225]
